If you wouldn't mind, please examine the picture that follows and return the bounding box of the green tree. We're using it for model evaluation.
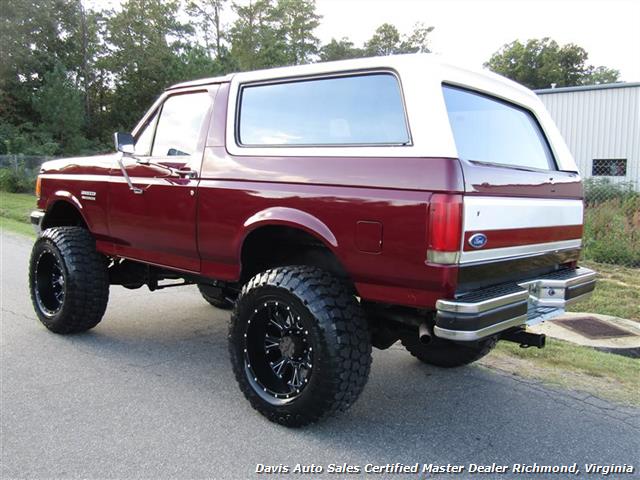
[0,0,110,153]
[319,38,364,62]
[229,0,321,70]
[229,0,286,71]
[485,38,620,89]
[273,0,321,65]
[400,22,433,53]
[0,0,78,125]
[176,45,235,80]
[364,22,433,57]
[185,0,228,59]
[584,65,621,85]
[0,121,59,156]
[32,64,87,154]
[1,0,445,157]
[104,0,193,129]
[365,23,401,56]
[66,1,111,142]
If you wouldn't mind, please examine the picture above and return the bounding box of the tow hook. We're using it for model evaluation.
[500,329,546,349]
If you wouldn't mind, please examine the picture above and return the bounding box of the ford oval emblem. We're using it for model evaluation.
[468,233,488,249]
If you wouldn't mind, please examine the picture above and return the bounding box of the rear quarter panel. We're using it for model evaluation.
[197,148,464,307]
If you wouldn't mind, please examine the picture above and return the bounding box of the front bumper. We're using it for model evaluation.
[434,267,597,341]
[30,210,44,234]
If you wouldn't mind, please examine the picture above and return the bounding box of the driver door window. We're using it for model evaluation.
[151,92,211,157]
[134,111,158,156]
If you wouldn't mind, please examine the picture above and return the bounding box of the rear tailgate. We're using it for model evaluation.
[443,84,585,292]
[458,169,584,292]
[433,84,595,341]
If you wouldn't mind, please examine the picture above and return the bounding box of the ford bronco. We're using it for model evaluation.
[29,54,596,427]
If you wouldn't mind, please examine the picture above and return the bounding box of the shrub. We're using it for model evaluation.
[583,197,640,267]
[0,167,36,193]
[584,177,638,206]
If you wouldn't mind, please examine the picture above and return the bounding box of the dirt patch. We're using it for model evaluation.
[479,349,638,407]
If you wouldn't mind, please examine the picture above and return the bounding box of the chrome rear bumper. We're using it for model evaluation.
[434,267,596,341]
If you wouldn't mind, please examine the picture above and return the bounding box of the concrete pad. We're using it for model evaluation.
[530,312,640,351]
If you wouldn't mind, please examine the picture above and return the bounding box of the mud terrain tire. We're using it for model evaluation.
[29,227,109,334]
[197,284,234,310]
[402,335,497,368]
[228,266,371,427]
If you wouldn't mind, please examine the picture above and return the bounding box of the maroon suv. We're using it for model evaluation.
[29,54,596,426]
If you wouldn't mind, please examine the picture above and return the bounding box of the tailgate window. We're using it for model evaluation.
[443,85,555,170]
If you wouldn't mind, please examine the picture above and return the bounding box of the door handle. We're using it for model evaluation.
[175,167,197,179]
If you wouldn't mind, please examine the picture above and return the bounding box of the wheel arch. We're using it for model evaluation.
[41,194,89,230]
[238,207,350,284]
[242,207,338,248]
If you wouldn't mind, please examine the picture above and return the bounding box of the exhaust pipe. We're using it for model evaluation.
[418,323,432,344]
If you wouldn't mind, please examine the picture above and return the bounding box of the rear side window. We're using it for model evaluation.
[442,85,555,170]
[238,73,410,146]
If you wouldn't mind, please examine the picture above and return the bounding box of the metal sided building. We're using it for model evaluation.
[536,82,640,187]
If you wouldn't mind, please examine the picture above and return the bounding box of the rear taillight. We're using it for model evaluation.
[427,194,463,264]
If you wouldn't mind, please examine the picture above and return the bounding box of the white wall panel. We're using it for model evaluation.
[538,85,639,187]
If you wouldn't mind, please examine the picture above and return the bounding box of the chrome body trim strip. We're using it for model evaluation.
[459,239,582,264]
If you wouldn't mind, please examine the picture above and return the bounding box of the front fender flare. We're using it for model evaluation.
[43,191,91,229]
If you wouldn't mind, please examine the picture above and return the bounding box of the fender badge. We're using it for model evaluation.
[468,233,487,249]
[81,190,97,201]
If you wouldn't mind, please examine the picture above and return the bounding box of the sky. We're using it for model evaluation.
[313,0,640,81]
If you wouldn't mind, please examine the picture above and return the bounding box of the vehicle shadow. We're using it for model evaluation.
[55,290,637,470]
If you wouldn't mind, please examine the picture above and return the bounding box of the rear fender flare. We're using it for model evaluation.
[238,206,339,258]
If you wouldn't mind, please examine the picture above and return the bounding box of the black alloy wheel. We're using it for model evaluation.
[244,299,313,403]
[33,248,67,317]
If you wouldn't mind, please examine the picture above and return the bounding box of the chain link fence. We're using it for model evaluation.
[0,155,51,193]
[1,155,639,268]
[583,162,639,268]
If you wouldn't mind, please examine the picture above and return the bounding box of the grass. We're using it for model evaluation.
[483,338,640,406]
[0,191,36,237]
[569,261,640,321]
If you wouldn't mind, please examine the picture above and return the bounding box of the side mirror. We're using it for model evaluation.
[114,132,135,155]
